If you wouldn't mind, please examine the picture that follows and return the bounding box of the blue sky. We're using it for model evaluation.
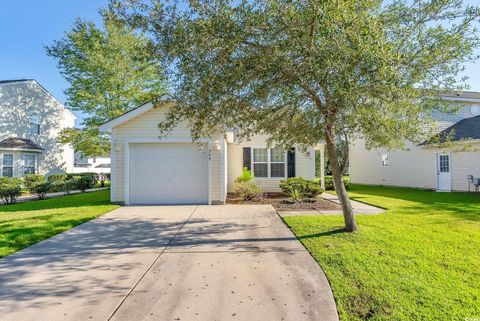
[0,1,479,127]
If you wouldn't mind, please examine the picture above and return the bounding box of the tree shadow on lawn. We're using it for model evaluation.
[348,185,480,222]
[297,228,347,239]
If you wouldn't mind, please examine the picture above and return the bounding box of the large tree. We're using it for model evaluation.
[46,9,167,157]
[115,0,478,231]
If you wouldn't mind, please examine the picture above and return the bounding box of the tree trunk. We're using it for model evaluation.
[325,127,358,232]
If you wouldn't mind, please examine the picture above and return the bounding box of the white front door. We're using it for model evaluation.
[436,153,451,191]
[129,143,209,204]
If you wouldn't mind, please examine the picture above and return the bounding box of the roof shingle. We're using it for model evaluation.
[0,137,44,151]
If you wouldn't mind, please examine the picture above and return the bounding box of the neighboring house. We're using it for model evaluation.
[100,99,325,205]
[0,79,76,178]
[350,91,480,192]
[73,153,111,174]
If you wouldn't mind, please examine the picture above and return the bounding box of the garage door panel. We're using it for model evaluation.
[129,143,209,205]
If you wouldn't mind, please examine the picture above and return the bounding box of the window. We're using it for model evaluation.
[439,155,449,172]
[252,147,286,178]
[381,154,390,167]
[270,147,285,177]
[253,148,268,177]
[23,154,36,175]
[2,154,13,177]
[29,113,40,136]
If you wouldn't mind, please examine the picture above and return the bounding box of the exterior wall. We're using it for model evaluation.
[350,139,480,192]
[227,134,316,193]
[350,138,437,189]
[0,80,75,176]
[451,146,480,191]
[110,104,223,203]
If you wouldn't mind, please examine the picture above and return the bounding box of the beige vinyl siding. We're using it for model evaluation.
[451,147,480,191]
[227,134,316,193]
[350,138,437,189]
[110,104,222,203]
[350,139,480,192]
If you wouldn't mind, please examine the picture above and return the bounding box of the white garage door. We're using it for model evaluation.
[129,143,209,205]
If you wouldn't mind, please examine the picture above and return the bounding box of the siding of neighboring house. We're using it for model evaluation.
[227,134,316,192]
[350,97,480,192]
[0,80,75,176]
[110,104,223,203]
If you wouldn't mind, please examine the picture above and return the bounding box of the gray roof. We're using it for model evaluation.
[0,137,44,151]
[436,115,480,142]
[0,79,34,85]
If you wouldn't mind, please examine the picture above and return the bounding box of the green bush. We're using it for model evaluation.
[76,175,95,192]
[23,174,46,191]
[233,181,262,201]
[279,177,323,200]
[0,177,23,205]
[47,174,68,182]
[51,179,77,195]
[235,167,255,183]
[324,176,350,190]
[30,181,52,200]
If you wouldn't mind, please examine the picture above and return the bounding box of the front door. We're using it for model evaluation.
[436,153,451,191]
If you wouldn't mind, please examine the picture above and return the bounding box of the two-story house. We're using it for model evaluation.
[73,153,111,174]
[349,91,480,192]
[0,79,76,178]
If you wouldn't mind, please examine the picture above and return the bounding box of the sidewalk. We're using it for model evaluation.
[6,187,109,204]
[279,192,385,217]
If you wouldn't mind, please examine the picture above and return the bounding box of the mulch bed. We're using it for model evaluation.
[226,193,342,212]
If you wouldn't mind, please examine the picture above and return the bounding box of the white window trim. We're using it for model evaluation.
[1,153,14,177]
[23,153,37,175]
[251,147,287,179]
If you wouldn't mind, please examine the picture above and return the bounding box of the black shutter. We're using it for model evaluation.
[243,147,251,171]
[287,148,295,177]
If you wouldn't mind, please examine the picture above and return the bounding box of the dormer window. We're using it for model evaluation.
[29,113,40,136]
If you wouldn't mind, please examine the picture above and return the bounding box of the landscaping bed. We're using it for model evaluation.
[227,193,342,211]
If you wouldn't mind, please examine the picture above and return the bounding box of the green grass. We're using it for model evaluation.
[284,185,480,321]
[0,190,119,258]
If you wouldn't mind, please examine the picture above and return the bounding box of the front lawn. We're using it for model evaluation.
[284,185,480,321]
[0,190,118,258]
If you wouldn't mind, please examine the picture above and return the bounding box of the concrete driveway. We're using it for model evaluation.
[0,205,338,321]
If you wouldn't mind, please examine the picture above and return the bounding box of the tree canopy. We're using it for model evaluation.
[112,0,479,231]
[46,9,168,157]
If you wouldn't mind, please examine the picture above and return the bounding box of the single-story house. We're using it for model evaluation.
[349,91,480,192]
[100,98,324,205]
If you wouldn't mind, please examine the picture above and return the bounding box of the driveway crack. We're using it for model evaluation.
[106,205,199,321]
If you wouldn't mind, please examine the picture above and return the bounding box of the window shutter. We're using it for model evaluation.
[287,148,295,177]
[242,147,251,171]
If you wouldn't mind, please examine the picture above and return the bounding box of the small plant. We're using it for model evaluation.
[76,175,94,192]
[279,177,323,200]
[235,167,255,183]
[51,179,77,195]
[0,177,23,205]
[233,181,262,201]
[30,181,52,200]
[324,176,350,191]
[23,174,46,191]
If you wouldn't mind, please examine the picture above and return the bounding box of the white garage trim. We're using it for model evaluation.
[123,137,213,205]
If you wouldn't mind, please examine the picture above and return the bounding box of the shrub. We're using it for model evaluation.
[30,181,52,200]
[23,174,46,191]
[76,175,94,192]
[233,181,262,201]
[0,177,22,205]
[51,179,77,195]
[280,177,323,200]
[47,174,68,182]
[324,176,350,191]
[235,167,255,183]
